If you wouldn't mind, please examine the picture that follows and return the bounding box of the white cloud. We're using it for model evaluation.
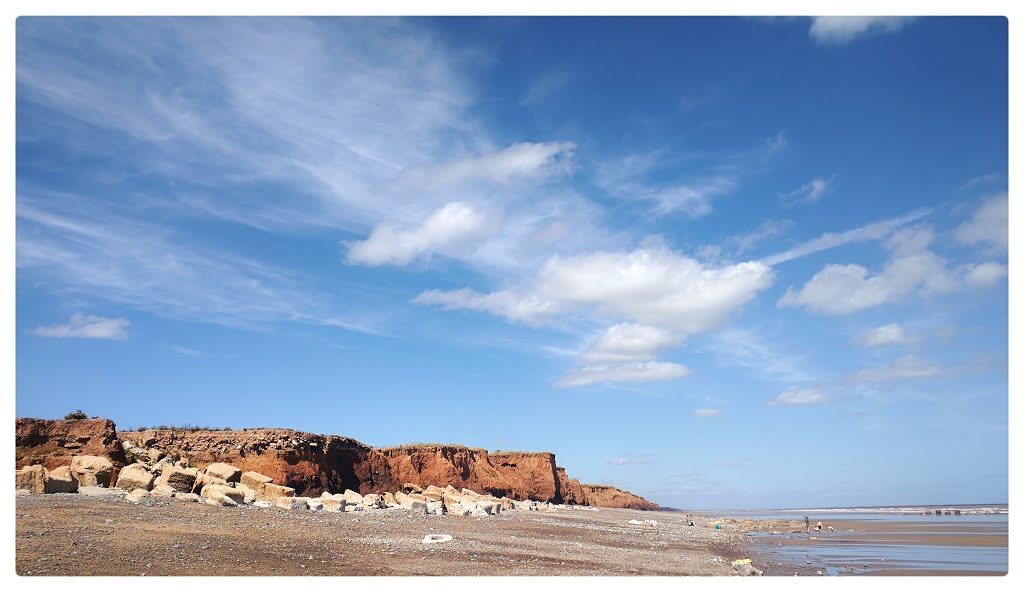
[418,243,775,333]
[694,408,721,417]
[963,262,1008,287]
[761,208,929,266]
[390,142,576,194]
[17,197,376,333]
[777,225,1001,315]
[707,327,812,383]
[850,355,942,382]
[768,387,830,406]
[345,202,494,266]
[954,193,1008,253]
[779,176,832,207]
[555,361,691,388]
[729,219,795,255]
[855,323,914,348]
[808,17,915,45]
[579,323,681,363]
[960,172,1004,190]
[33,313,130,340]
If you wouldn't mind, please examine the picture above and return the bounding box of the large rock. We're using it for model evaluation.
[255,483,295,502]
[16,465,47,493]
[322,497,347,512]
[477,500,501,515]
[234,482,257,504]
[201,483,246,505]
[307,499,324,511]
[173,492,201,503]
[275,496,309,510]
[732,559,763,576]
[394,491,427,511]
[422,485,445,501]
[342,489,363,505]
[115,463,155,492]
[70,455,115,487]
[44,465,78,493]
[151,483,177,497]
[156,466,197,493]
[426,500,446,515]
[240,471,273,491]
[362,493,380,507]
[78,486,127,498]
[126,488,151,503]
[204,462,242,482]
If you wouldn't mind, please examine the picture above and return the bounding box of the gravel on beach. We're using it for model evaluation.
[15,493,752,576]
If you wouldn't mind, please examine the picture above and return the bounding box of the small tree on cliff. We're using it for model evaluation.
[64,409,89,421]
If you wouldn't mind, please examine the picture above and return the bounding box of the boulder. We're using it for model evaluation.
[240,471,274,491]
[461,488,482,498]
[275,496,308,510]
[477,500,501,515]
[126,488,151,503]
[342,489,363,505]
[173,492,200,503]
[307,499,324,511]
[204,462,241,483]
[470,508,489,517]
[151,483,177,497]
[732,559,763,576]
[448,505,470,516]
[16,465,47,493]
[70,455,114,487]
[234,482,257,504]
[156,466,197,493]
[362,493,380,507]
[255,483,295,502]
[422,534,453,544]
[344,504,365,512]
[394,491,427,511]
[383,492,397,507]
[500,497,514,511]
[206,495,238,507]
[201,483,246,505]
[44,465,78,493]
[146,449,166,462]
[402,483,423,494]
[422,485,445,501]
[115,463,155,492]
[78,486,127,497]
[426,500,446,515]
[191,472,227,494]
[253,501,273,508]
[322,498,347,512]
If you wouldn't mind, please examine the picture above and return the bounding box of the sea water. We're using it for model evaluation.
[699,505,1008,575]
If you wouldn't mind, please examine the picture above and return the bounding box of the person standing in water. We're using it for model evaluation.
[804,515,810,533]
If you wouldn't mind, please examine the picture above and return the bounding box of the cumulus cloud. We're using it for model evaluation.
[768,387,830,406]
[963,262,1008,287]
[555,361,691,388]
[346,202,494,266]
[418,243,775,332]
[579,323,681,363]
[33,313,130,340]
[779,176,833,207]
[809,17,915,45]
[694,408,721,417]
[778,225,1003,315]
[954,193,1008,253]
[855,323,914,348]
[850,355,942,382]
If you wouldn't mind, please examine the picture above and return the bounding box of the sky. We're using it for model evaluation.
[13,15,1010,509]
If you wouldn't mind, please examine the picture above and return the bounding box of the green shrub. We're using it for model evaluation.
[64,410,89,421]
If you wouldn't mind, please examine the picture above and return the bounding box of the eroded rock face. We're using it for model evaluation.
[555,467,586,505]
[579,485,660,511]
[16,418,128,470]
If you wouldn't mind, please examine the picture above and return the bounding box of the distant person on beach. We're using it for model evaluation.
[804,515,809,532]
[815,521,823,532]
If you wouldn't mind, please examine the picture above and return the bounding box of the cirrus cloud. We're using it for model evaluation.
[33,313,130,340]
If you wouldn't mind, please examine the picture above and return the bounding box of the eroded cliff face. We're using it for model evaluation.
[16,418,659,509]
[120,428,394,497]
[580,484,661,511]
[16,418,127,470]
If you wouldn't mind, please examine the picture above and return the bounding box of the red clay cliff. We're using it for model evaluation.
[16,418,659,510]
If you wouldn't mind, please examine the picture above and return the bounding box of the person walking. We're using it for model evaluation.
[804,514,810,533]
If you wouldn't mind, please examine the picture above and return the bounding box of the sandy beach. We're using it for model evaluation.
[15,493,747,576]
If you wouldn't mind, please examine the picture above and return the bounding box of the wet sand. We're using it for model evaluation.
[734,517,1008,576]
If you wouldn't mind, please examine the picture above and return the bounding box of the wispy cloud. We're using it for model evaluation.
[954,192,1008,254]
[808,17,915,45]
[960,172,1005,190]
[555,361,691,388]
[779,176,833,207]
[607,451,655,465]
[694,408,721,417]
[33,313,130,340]
[854,323,916,348]
[760,208,930,266]
[849,355,942,382]
[17,195,378,333]
[768,387,831,406]
[706,327,811,383]
[170,345,202,357]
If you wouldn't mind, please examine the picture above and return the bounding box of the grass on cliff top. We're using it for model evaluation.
[377,442,488,452]
[489,450,554,456]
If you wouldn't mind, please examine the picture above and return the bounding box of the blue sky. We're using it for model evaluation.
[14,16,1009,509]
